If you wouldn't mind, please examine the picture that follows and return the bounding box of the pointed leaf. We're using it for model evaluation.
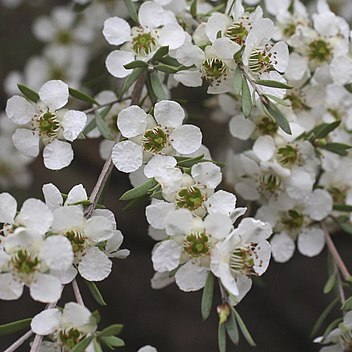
[233,66,243,96]
[100,336,125,347]
[320,143,351,156]
[93,338,103,352]
[225,310,239,345]
[176,154,205,168]
[152,46,169,61]
[218,322,226,352]
[71,336,94,352]
[264,93,291,107]
[119,67,146,98]
[98,324,124,337]
[190,0,197,17]
[124,61,149,69]
[233,308,256,346]
[322,318,343,342]
[311,297,339,337]
[120,178,158,201]
[255,80,292,89]
[264,101,291,134]
[241,77,252,117]
[0,318,32,336]
[336,216,352,235]
[323,273,336,294]
[84,280,107,306]
[307,120,341,140]
[149,71,167,100]
[17,84,39,103]
[123,0,138,23]
[201,271,215,321]
[341,296,352,311]
[69,87,99,105]
[83,106,112,135]
[333,204,352,212]
[95,110,115,141]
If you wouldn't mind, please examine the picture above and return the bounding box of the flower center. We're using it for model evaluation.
[183,232,210,257]
[328,186,346,204]
[56,30,72,45]
[11,249,39,275]
[248,47,276,74]
[281,209,304,231]
[283,23,296,37]
[33,111,60,143]
[229,245,257,276]
[308,39,332,63]
[277,144,300,167]
[143,127,168,153]
[176,186,204,211]
[286,93,307,110]
[256,116,278,135]
[132,30,157,55]
[226,22,248,45]
[339,326,352,351]
[258,173,283,197]
[59,328,85,349]
[65,229,86,253]
[201,58,228,84]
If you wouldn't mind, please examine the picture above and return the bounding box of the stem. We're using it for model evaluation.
[4,330,33,352]
[72,279,85,306]
[336,269,346,305]
[323,223,351,281]
[83,97,130,114]
[84,72,147,218]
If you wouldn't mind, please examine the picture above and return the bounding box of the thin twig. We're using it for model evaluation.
[83,96,130,114]
[336,268,346,305]
[72,279,85,306]
[4,330,33,352]
[323,223,351,281]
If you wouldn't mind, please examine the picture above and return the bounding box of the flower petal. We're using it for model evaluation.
[30,273,62,303]
[61,110,87,142]
[297,227,325,257]
[6,95,35,125]
[270,232,295,263]
[175,262,208,291]
[105,50,134,79]
[12,128,40,158]
[103,17,131,45]
[112,140,143,173]
[43,140,74,170]
[154,100,185,128]
[170,125,202,154]
[152,240,182,272]
[31,308,61,335]
[117,105,148,138]
[0,192,17,224]
[39,80,69,111]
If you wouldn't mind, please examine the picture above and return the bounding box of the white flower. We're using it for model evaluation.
[112,100,202,173]
[31,302,97,350]
[5,80,87,170]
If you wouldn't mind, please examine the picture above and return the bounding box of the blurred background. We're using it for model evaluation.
[0,0,351,351]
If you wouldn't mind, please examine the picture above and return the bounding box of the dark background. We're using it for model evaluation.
[0,1,351,351]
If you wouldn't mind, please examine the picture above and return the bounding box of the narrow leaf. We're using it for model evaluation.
[201,271,215,320]
[84,280,107,306]
[320,143,351,156]
[124,61,148,69]
[98,324,123,337]
[120,178,158,201]
[123,196,149,211]
[155,64,185,74]
[322,318,342,342]
[323,273,336,294]
[176,154,204,168]
[149,71,167,100]
[308,120,341,140]
[152,46,169,61]
[69,87,99,105]
[264,101,291,135]
[336,216,352,235]
[71,336,94,352]
[333,204,352,212]
[100,336,125,347]
[264,93,291,107]
[83,105,112,135]
[233,66,243,95]
[225,310,239,345]
[341,296,352,311]
[95,110,115,141]
[93,338,103,352]
[17,84,39,103]
[123,0,138,23]
[218,322,226,352]
[233,308,256,346]
[119,67,145,98]
[190,0,197,17]
[255,80,292,89]
[0,318,32,336]
[311,297,339,337]
[241,76,252,117]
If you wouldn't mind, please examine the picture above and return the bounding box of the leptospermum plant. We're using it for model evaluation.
[1,0,352,351]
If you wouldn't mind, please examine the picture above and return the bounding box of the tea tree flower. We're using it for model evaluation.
[5,80,87,170]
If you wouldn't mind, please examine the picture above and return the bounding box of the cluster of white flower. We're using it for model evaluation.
[2,0,352,350]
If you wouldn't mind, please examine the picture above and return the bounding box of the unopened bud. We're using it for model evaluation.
[217,303,231,324]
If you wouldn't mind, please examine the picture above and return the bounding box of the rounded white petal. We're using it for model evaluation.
[191,162,222,188]
[205,13,229,43]
[138,346,158,352]
[105,50,134,78]
[0,273,23,300]
[52,205,83,232]
[40,235,73,271]
[144,155,177,178]
[86,216,113,242]
[66,184,88,205]
[154,100,185,128]
[204,213,232,240]
[305,189,333,221]
[165,208,193,236]
[229,115,255,140]
[253,240,271,275]
[43,140,74,170]
[112,141,143,173]
[78,247,112,281]
[148,226,168,241]
[61,110,87,142]
[330,56,352,85]
[138,1,175,28]
[103,17,131,45]
[31,309,61,335]
[146,201,174,229]
[18,198,53,234]
[175,262,208,291]
[285,168,314,199]
[38,80,69,111]
[152,240,182,272]
[174,70,203,87]
[0,193,17,224]
[170,125,202,154]
[297,227,325,257]
[270,41,289,73]
[219,264,239,296]
[62,302,92,327]
[237,218,272,243]
[212,37,240,60]
[159,23,185,50]
[42,183,63,210]
[5,95,35,125]
[12,128,40,158]
[117,105,148,138]
[271,233,295,263]
[30,273,62,303]
[205,190,236,216]
[253,135,275,161]
[151,271,175,289]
